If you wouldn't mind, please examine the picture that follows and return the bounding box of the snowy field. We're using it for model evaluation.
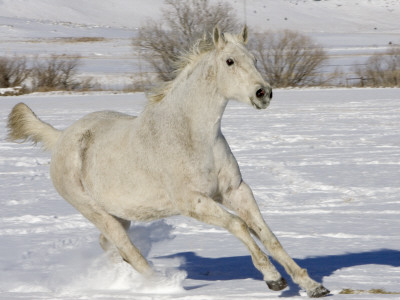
[1,88,400,299]
[1,0,400,299]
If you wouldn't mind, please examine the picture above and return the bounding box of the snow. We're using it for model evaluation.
[1,0,400,299]
[1,89,400,299]
[0,0,399,33]
[0,86,22,95]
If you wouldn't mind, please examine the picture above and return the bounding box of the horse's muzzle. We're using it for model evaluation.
[252,86,272,109]
[256,87,273,100]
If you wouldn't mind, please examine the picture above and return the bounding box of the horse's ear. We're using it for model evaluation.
[213,27,226,48]
[241,25,248,44]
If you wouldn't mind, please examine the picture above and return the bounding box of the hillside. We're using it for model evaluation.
[0,0,399,33]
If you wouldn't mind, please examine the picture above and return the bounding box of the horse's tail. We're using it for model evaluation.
[7,103,61,151]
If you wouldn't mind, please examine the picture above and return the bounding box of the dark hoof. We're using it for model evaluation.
[307,285,330,298]
[266,277,288,291]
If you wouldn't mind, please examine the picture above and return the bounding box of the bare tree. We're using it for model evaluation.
[133,0,240,82]
[0,56,30,88]
[250,30,328,87]
[31,55,82,91]
[354,47,400,87]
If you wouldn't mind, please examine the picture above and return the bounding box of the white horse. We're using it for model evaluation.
[7,27,329,297]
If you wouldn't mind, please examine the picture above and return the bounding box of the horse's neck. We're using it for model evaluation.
[149,58,226,142]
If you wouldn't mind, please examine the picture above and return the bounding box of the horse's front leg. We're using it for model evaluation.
[177,193,285,287]
[223,181,330,298]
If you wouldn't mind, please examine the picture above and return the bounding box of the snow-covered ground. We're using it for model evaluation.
[1,88,399,299]
[1,1,400,299]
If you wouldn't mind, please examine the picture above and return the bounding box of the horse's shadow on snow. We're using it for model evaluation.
[158,249,400,296]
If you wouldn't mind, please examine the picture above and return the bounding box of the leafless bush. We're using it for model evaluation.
[0,56,30,89]
[354,48,400,87]
[249,30,328,87]
[54,37,106,43]
[31,55,82,91]
[133,0,239,82]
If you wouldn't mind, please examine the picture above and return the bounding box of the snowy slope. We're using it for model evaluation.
[1,89,400,299]
[1,0,399,89]
[0,0,399,33]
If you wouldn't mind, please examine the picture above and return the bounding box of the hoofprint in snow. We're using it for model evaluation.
[1,88,399,299]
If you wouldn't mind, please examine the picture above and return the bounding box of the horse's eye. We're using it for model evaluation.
[226,58,234,66]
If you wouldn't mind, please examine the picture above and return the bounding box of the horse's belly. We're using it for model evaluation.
[118,202,179,222]
[92,179,179,222]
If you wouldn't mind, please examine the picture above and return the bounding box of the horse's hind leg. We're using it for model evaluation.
[91,210,152,275]
[99,217,131,253]
[66,194,153,276]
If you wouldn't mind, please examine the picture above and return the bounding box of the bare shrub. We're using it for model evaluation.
[31,55,82,91]
[249,30,328,87]
[0,56,30,89]
[354,47,400,87]
[55,37,107,43]
[133,0,239,82]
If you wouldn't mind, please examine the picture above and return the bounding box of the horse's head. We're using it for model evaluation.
[212,26,272,109]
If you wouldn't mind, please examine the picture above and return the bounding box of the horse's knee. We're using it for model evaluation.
[227,215,249,235]
[267,239,283,252]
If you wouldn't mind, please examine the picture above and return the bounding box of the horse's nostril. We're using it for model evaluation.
[256,88,265,99]
[270,90,273,99]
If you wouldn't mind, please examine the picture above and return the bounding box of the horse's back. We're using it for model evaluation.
[54,110,136,159]
[82,110,136,120]
[63,110,135,137]
[75,110,136,127]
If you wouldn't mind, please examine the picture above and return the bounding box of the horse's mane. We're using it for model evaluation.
[147,32,245,103]
[147,36,215,103]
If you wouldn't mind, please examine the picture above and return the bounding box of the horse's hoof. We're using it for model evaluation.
[266,277,288,291]
[307,285,330,298]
